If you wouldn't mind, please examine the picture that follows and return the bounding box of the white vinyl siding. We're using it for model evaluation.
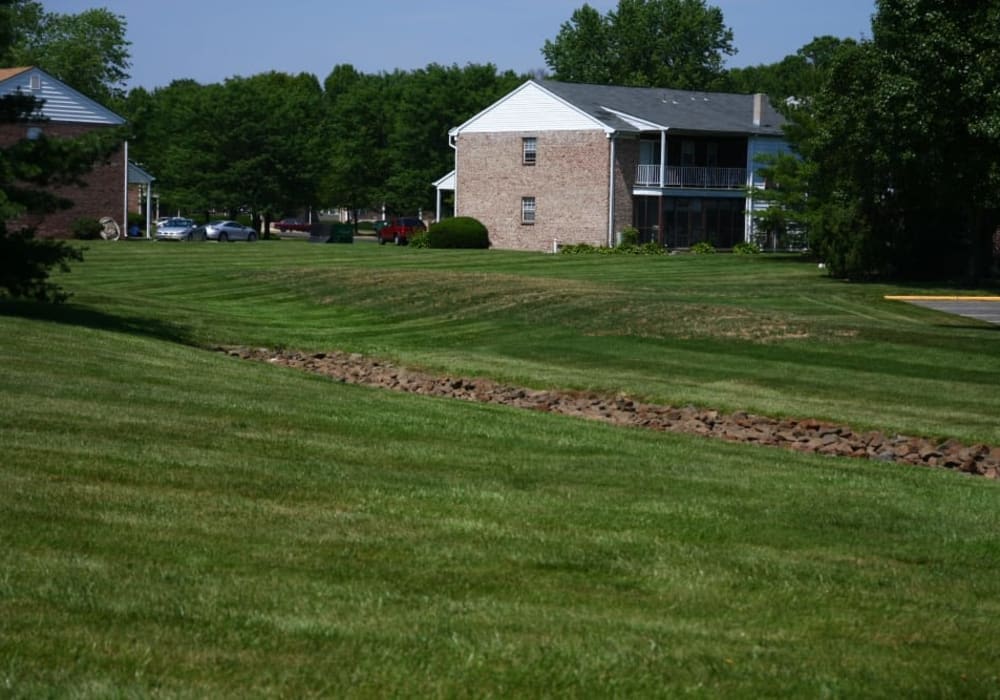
[0,68,125,125]
[454,82,607,134]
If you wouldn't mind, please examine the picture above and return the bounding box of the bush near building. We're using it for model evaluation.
[427,217,490,249]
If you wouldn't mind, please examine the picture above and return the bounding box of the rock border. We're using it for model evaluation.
[222,346,999,480]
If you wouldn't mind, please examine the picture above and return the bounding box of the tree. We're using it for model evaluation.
[542,0,734,90]
[726,36,857,104]
[2,0,130,104]
[322,65,392,224]
[124,73,327,231]
[321,63,523,219]
[0,0,120,302]
[802,0,1000,279]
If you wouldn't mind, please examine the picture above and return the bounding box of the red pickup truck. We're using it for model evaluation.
[378,217,426,245]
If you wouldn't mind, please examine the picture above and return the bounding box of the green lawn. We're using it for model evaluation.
[1,241,998,696]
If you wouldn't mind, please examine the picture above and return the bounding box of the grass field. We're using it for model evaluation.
[2,240,999,696]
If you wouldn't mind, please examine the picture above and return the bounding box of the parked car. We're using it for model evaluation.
[275,217,313,233]
[155,217,201,241]
[205,220,258,242]
[378,216,426,245]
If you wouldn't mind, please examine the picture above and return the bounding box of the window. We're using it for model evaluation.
[29,74,41,91]
[522,137,537,165]
[521,196,536,224]
[26,127,42,140]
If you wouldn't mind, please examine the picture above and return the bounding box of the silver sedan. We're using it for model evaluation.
[155,217,202,241]
[205,220,258,242]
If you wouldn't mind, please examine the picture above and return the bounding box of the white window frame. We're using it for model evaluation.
[522,137,537,166]
[521,196,536,225]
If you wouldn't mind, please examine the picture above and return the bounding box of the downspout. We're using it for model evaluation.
[122,140,129,238]
[607,133,616,247]
[449,132,458,216]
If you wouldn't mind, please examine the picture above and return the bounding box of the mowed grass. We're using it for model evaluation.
[62,241,1000,443]
[1,241,999,696]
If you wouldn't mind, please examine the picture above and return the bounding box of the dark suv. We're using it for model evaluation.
[378,217,426,245]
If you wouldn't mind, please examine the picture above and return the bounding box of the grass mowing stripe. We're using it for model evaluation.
[2,243,999,694]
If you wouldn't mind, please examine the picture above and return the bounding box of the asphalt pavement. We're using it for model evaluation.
[885,296,1000,326]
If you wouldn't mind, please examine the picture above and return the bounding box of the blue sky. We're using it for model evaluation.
[45,0,875,90]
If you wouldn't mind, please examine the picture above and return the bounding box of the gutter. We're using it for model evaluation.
[449,132,458,214]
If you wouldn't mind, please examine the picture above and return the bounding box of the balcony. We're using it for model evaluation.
[636,164,747,190]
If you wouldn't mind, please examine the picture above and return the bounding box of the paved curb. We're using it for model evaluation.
[885,295,1000,302]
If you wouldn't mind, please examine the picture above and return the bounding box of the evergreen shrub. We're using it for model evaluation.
[427,217,490,249]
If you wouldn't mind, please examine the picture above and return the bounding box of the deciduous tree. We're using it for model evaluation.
[805,0,1000,279]
[0,0,120,302]
[542,0,734,90]
[2,0,130,104]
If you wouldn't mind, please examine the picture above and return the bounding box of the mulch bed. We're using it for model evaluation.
[222,346,1000,480]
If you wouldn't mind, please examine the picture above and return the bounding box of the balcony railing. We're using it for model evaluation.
[635,164,747,189]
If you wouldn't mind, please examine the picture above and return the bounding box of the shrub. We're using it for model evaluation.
[619,242,667,255]
[71,217,103,240]
[690,241,716,254]
[732,241,761,255]
[409,231,430,248]
[618,226,639,246]
[427,217,489,249]
[559,242,666,256]
[559,243,600,254]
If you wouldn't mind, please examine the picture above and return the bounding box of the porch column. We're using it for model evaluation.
[659,130,667,188]
[145,183,152,238]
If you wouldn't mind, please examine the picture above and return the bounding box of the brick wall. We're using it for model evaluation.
[613,137,639,242]
[0,121,125,239]
[455,130,615,252]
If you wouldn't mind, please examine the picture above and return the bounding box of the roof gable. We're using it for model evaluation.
[451,81,610,135]
[0,66,125,126]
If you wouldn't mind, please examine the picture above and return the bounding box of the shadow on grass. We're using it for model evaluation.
[0,299,194,346]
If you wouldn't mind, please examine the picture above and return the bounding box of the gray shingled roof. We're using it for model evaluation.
[538,80,786,136]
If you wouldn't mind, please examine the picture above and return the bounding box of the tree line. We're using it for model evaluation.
[120,64,525,232]
[3,0,999,296]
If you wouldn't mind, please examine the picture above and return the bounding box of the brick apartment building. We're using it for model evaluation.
[437,80,789,252]
[0,66,149,239]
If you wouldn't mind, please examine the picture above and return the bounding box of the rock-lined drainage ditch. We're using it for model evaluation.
[222,346,1000,480]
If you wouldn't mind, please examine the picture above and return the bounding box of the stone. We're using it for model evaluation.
[222,345,999,480]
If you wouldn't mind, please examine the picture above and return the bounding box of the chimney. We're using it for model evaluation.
[753,93,763,127]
